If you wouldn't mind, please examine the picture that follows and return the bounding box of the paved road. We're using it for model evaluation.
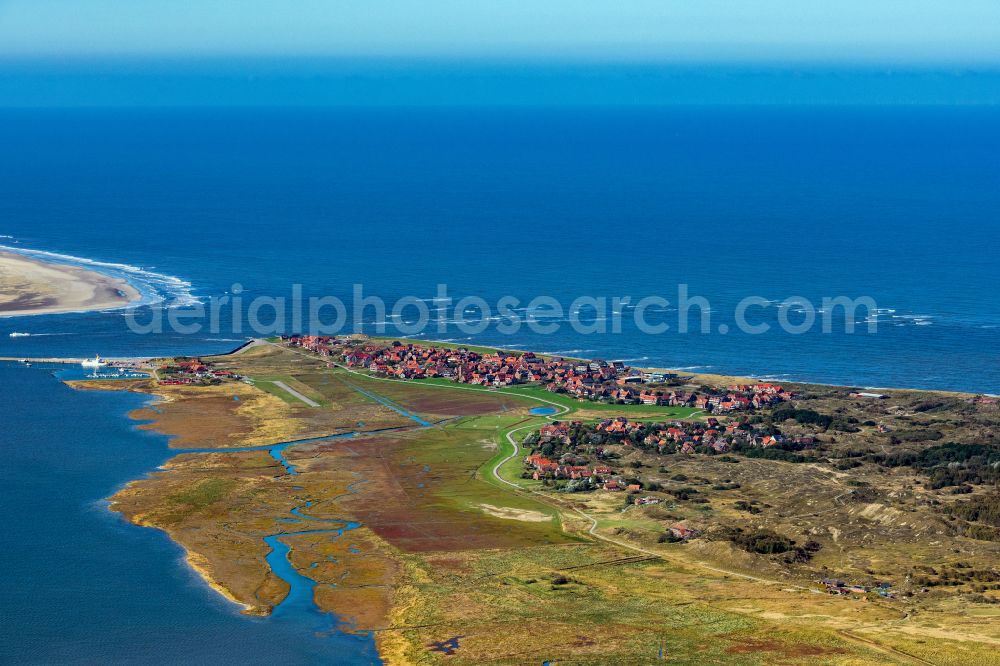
[271,380,320,407]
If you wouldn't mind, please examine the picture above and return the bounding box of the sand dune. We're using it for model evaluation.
[0,250,141,317]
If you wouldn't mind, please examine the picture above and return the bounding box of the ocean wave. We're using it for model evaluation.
[524,311,569,318]
[6,331,73,337]
[0,243,198,309]
[524,317,573,324]
[612,356,651,363]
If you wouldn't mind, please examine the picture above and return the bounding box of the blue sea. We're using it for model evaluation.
[1,105,998,662]
[0,363,379,664]
[1,106,998,392]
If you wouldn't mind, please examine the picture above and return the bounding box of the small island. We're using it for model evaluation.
[60,336,1000,665]
[0,250,141,317]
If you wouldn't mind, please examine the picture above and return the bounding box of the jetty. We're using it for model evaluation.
[0,356,154,364]
[0,339,259,367]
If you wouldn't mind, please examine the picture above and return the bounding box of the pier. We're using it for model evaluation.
[0,356,154,364]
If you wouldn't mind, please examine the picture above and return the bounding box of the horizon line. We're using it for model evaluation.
[2,54,1000,72]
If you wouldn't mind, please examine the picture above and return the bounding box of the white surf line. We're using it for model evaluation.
[0,243,198,308]
[271,380,320,407]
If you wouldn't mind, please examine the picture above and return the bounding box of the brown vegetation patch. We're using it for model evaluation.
[135,393,255,448]
[295,433,570,553]
[725,637,845,658]
[397,391,524,416]
[323,372,530,418]
[289,528,398,631]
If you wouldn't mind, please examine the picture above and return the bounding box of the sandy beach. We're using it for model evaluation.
[0,250,142,317]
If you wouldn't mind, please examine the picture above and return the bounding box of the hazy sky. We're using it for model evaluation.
[2,0,1000,64]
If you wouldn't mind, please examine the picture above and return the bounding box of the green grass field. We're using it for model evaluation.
[450,412,549,489]
[330,365,701,420]
[366,423,575,548]
[248,374,330,406]
[500,384,702,418]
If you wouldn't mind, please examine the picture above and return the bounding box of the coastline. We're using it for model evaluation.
[122,502,264,615]
[19,329,994,398]
[184,547,265,616]
[56,340,1000,664]
[0,250,142,317]
[371,335,991,398]
[76,382,275,618]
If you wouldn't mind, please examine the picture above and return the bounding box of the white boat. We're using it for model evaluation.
[9,332,30,337]
[81,355,107,368]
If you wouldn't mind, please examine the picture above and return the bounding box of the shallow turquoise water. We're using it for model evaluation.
[529,407,557,416]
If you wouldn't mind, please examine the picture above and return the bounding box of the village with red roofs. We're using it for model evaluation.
[285,335,794,412]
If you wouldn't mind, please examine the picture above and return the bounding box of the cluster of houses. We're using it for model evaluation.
[332,340,637,388]
[560,382,793,412]
[586,416,813,455]
[522,414,816,492]
[524,453,618,484]
[819,579,895,599]
[525,422,623,488]
[284,335,347,358]
[520,416,821,496]
[157,358,244,386]
[287,338,795,415]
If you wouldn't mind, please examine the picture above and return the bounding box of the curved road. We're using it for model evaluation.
[265,341,933,664]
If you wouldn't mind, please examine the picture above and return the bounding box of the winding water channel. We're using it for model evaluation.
[53,367,434,650]
[173,380,433,620]
[1,364,386,663]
